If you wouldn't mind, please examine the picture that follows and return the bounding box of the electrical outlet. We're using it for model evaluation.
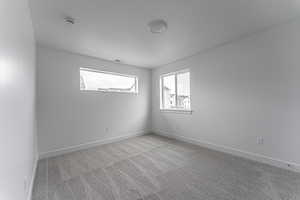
[105,127,109,132]
[257,137,264,145]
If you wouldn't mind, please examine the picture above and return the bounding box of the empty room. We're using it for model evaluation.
[1,0,300,200]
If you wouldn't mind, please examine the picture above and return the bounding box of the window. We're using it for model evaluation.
[80,68,138,93]
[160,69,191,111]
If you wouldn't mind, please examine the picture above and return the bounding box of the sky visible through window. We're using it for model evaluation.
[80,68,137,93]
[163,75,176,107]
[177,72,190,96]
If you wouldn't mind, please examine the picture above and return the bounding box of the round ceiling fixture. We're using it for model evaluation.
[148,19,168,34]
[64,16,75,25]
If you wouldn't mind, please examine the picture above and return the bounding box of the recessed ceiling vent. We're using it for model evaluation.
[148,19,168,34]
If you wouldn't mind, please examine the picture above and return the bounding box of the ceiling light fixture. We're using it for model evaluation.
[148,19,168,34]
[64,16,75,25]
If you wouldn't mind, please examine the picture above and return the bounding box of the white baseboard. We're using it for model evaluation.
[154,130,300,173]
[27,155,38,200]
[39,130,150,159]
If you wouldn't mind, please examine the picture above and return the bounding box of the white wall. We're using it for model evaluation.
[152,19,300,168]
[0,0,37,200]
[37,46,151,156]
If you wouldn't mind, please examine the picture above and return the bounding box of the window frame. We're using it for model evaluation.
[80,67,139,94]
[160,69,192,113]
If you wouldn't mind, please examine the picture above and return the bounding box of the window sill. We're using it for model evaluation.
[160,109,193,114]
[80,89,138,94]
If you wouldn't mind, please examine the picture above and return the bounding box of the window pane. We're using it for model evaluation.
[80,68,138,93]
[162,74,176,109]
[177,72,190,109]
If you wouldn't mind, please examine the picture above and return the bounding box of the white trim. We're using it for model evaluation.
[80,89,139,94]
[174,73,178,106]
[39,130,150,159]
[160,109,193,114]
[154,130,300,173]
[27,155,38,200]
[80,67,137,79]
[160,68,190,77]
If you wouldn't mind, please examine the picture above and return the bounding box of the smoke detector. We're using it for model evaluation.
[64,16,75,25]
[148,19,168,34]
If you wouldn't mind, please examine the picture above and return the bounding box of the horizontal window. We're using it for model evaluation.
[160,69,191,111]
[80,68,138,93]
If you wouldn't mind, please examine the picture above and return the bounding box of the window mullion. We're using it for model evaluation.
[161,77,165,109]
[134,77,137,93]
[175,73,178,108]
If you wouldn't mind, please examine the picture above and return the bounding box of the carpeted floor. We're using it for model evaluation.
[32,134,300,200]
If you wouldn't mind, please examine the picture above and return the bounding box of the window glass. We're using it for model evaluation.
[177,72,190,109]
[160,70,190,110]
[80,68,138,93]
[162,75,176,109]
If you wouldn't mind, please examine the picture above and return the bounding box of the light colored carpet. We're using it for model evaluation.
[32,134,300,200]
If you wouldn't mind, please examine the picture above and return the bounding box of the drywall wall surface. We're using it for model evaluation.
[37,46,151,154]
[152,19,300,167]
[0,0,37,199]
